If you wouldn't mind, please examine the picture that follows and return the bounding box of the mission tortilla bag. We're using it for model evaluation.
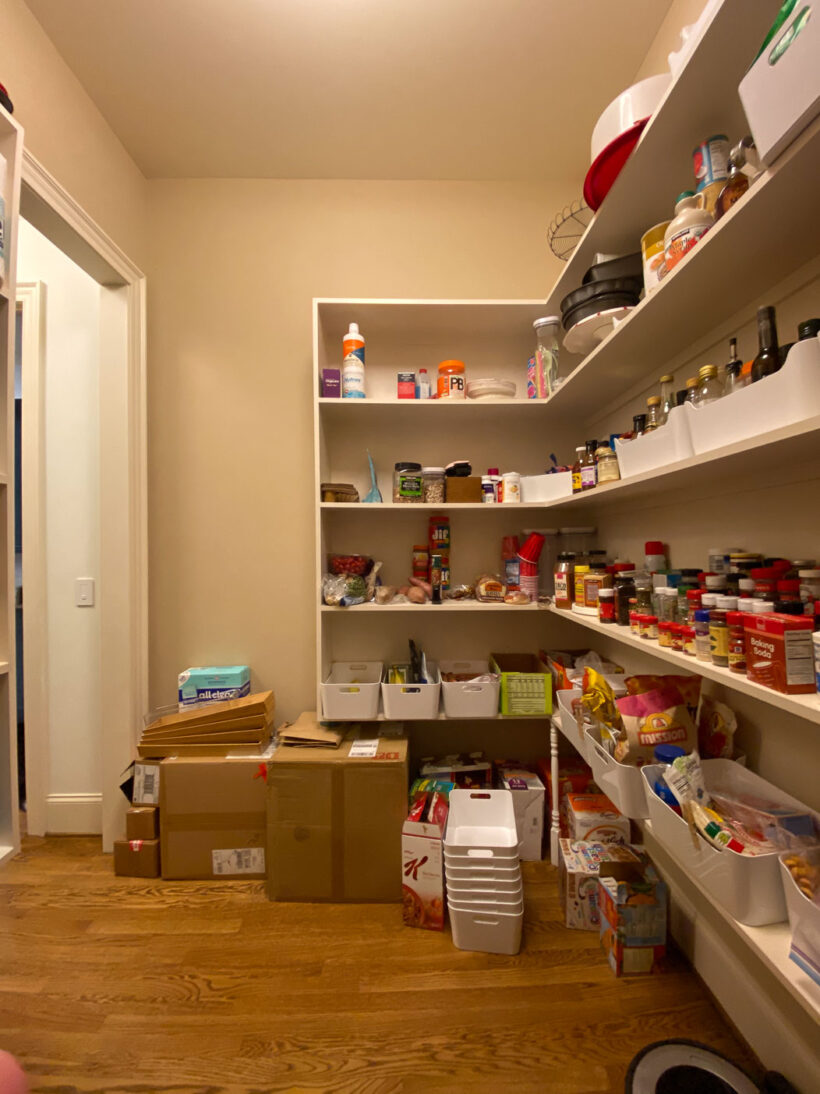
[614,685,697,766]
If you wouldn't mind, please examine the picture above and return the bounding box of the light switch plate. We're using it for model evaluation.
[75,578,95,607]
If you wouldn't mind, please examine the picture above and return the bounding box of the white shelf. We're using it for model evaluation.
[320,501,562,512]
[318,398,545,408]
[0,662,9,676]
[321,601,545,614]
[546,604,820,726]
[644,821,820,1024]
[332,711,549,722]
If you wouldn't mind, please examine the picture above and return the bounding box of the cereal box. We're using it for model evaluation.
[558,839,640,930]
[598,858,667,976]
[562,792,630,844]
[401,791,448,931]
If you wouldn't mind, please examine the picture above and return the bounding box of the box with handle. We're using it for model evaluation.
[584,722,650,819]
[381,663,441,720]
[439,660,500,718]
[778,846,820,986]
[320,661,383,720]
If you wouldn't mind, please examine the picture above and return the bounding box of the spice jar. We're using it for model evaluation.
[596,445,620,483]
[437,359,465,399]
[554,553,575,609]
[670,623,685,652]
[694,609,712,661]
[634,571,654,612]
[393,462,423,503]
[655,587,678,623]
[749,599,775,614]
[640,614,659,640]
[704,574,727,594]
[750,567,777,599]
[738,577,756,598]
[629,608,641,636]
[701,593,718,611]
[574,559,590,606]
[799,569,820,610]
[684,588,703,622]
[709,609,729,667]
[727,611,747,674]
[776,579,801,603]
[715,595,738,611]
[658,621,674,648]
[412,544,429,580]
[421,467,445,504]
[614,573,636,626]
[682,625,696,655]
[598,588,615,624]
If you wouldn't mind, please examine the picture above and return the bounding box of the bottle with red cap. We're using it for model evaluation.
[645,540,667,574]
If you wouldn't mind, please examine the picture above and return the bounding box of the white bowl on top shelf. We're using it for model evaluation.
[562,305,634,356]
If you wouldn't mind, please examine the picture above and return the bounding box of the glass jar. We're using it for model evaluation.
[645,396,665,432]
[393,462,423,503]
[682,625,696,656]
[660,374,675,418]
[633,413,647,436]
[554,553,575,609]
[596,445,620,483]
[695,364,724,405]
[684,376,699,404]
[694,609,712,661]
[533,316,560,396]
[634,571,654,613]
[421,467,445,504]
[727,610,747,674]
[598,588,615,624]
[709,610,729,667]
[655,587,679,623]
[614,573,636,627]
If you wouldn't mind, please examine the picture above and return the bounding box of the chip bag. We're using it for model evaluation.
[615,685,697,766]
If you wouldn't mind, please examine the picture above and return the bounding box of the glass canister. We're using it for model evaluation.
[393,462,422,503]
[634,571,654,613]
[421,467,446,504]
[614,573,636,627]
[532,316,560,397]
[596,445,620,483]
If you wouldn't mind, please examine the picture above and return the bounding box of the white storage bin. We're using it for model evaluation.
[584,723,649,820]
[446,873,523,896]
[779,848,820,986]
[439,661,500,719]
[381,663,441,720]
[443,844,520,865]
[449,904,523,955]
[320,661,383,720]
[642,759,817,926]
[684,338,820,456]
[445,789,519,853]
[444,859,522,882]
[614,404,694,479]
[556,688,588,759]
[519,471,573,503]
[448,893,524,915]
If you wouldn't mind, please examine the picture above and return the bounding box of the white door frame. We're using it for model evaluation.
[20,150,147,851]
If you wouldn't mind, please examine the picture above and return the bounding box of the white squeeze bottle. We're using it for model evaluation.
[342,322,366,398]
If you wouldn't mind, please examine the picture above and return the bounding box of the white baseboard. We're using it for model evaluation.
[46,792,102,835]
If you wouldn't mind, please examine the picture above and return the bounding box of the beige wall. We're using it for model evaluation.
[634,0,709,79]
[146,178,572,716]
[0,0,147,266]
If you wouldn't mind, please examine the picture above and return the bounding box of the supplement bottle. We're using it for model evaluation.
[694,609,712,661]
[709,609,729,667]
[342,322,366,398]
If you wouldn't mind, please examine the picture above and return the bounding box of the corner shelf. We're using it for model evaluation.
[321,602,545,614]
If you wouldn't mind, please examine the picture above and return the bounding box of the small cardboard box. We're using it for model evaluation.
[743,613,816,694]
[114,838,160,878]
[535,755,597,821]
[558,839,640,930]
[126,805,159,841]
[598,859,667,976]
[490,652,551,716]
[445,476,483,503]
[497,765,544,861]
[160,753,269,879]
[267,727,408,902]
[562,792,630,844]
[401,794,447,931]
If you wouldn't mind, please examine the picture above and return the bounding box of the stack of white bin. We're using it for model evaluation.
[444,789,523,955]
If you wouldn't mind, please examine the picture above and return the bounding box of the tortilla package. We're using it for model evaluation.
[614,685,697,766]
[625,674,702,720]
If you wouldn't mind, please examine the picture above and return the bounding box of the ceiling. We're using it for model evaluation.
[26,0,674,181]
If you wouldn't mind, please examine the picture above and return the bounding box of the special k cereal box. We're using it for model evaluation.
[401,791,448,931]
[562,792,630,844]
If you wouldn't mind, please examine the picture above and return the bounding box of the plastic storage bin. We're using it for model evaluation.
[779,847,820,986]
[519,471,573,503]
[439,661,500,719]
[556,688,588,759]
[320,661,383,720]
[684,338,820,456]
[490,653,552,716]
[446,873,523,895]
[642,759,817,925]
[449,902,524,955]
[445,789,520,851]
[584,722,649,819]
[381,663,441,719]
[614,404,694,479]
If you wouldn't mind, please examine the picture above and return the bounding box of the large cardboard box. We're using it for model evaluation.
[267,727,408,902]
[598,859,667,976]
[160,754,269,879]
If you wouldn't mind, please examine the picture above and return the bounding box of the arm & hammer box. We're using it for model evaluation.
[267,723,408,902]
[562,792,630,844]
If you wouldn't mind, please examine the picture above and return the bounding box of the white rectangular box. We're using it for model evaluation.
[519,471,573,502]
[381,663,441,720]
[439,660,500,719]
[497,765,545,861]
[321,661,383,720]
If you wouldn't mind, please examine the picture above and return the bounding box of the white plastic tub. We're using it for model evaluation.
[556,688,588,759]
[445,873,523,896]
[614,404,694,479]
[519,471,573,503]
[449,904,523,955]
[684,338,820,456]
[444,860,522,883]
[642,759,817,926]
[448,893,524,915]
[381,663,441,720]
[320,661,383,720]
[779,848,820,986]
[444,789,519,853]
[584,722,649,819]
[439,661,500,719]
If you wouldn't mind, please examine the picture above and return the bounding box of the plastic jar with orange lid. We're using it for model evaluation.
[437,360,466,399]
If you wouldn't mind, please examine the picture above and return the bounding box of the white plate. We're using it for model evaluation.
[562,306,634,356]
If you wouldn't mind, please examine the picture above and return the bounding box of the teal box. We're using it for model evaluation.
[178,665,251,709]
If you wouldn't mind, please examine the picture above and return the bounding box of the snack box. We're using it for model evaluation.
[177,665,251,709]
[497,765,545,861]
[402,791,448,931]
[558,839,640,930]
[419,754,492,789]
[535,755,597,820]
[562,792,630,845]
[598,858,667,977]
[743,613,815,695]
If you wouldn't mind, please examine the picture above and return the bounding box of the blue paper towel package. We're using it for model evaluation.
[178,666,251,709]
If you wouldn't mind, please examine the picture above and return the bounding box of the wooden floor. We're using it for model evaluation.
[0,832,760,1094]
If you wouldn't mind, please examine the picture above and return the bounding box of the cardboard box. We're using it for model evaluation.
[160,753,269,879]
[267,730,408,902]
[490,652,551,716]
[598,859,667,976]
[497,764,544,861]
[114,838,160,878]
[558,839,640,930]
[126,805,159,841]
[744,613,815,694]
[419,754,492,788]
[535,755,597,821]
[402,793,447,931]
[133,760,161,805]
[562,792,630,844]
[445,476,482,503]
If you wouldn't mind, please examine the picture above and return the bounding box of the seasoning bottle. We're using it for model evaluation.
[655,587,678,622]
[571,446,585,494]
[660,374,675,419]
[682,625,697,656]
[645,541,667,574]
[574,558,590,607]
[723,338,745,394]
[430,554,443,604]
[695,364,724,405]
[714,147,750,221]
[634,571,655,612]
[751,306,780,382]
[633,413,647,437]
[641,614,659,641]
[645,396,664,432]
[658,621,674,648]
[709,609,729,667]
[629,607,641,635]
[684,376,699,404]
[614,572,636,626]
[554,552,575,609]
[596,445,620,483]
[694,609,712,661]
[684,587,703,622]
[580,441,598,490]
[670,623,685,652]
[716,595,738,611]
[583,563,611,610]
[598,588,615,624]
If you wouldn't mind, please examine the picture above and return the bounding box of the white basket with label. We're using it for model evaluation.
[439,660,500,718]
[642,759,818,926]
[321,661,383,720]
[381,663,441,720]
[584,722,650,819]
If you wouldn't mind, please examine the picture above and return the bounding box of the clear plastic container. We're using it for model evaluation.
[533,316,560,397]
[421,467,445,504]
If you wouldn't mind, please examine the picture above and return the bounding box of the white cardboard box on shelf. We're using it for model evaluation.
[738,4,820,165]
[614,404,693,479]
[439,660,499,719]
[321,661,383,720]
[642,759,818,926]
[584,723,649,820]
[497,765,545,861]
[684,338,820,455]
[519,471,573,503]
[381,663,441,720]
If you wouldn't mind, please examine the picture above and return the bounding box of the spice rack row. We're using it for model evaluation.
[321,602,545,614]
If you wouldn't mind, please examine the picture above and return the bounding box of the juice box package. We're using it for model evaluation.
[598,859,668,976]
[401,790,448,931]
[177,665,251,709]
[497,764,545,861]
[743,613,815,695]
[562,792,630,844]
[558,839,640,930]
